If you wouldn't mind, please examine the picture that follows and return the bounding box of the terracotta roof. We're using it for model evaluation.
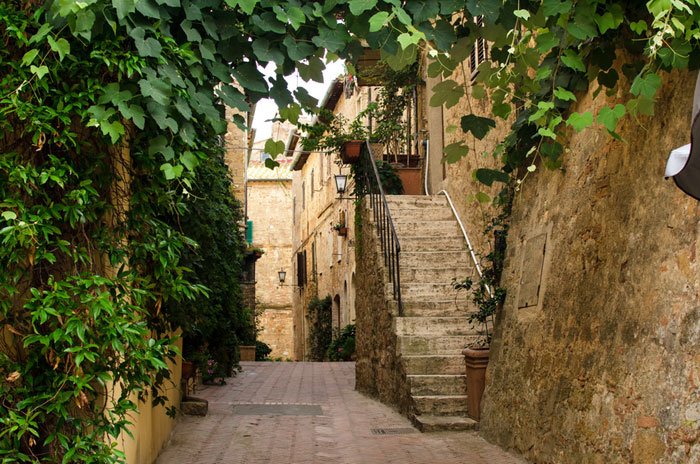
[247,159,293,181]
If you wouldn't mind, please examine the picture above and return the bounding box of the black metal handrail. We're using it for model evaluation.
[362,140,403,316]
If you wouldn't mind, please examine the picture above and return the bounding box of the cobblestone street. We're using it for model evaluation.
[156,362,524,464]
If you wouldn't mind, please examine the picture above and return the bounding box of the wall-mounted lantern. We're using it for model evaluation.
[334,174,348,195]
[278,269,287,284]
[665,72,700,200]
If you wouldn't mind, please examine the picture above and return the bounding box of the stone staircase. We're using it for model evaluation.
[378,195,480,432]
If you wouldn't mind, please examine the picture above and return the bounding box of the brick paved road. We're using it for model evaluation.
[156,362,525,464]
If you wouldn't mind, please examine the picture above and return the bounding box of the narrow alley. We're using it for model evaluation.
[156,362,524,464]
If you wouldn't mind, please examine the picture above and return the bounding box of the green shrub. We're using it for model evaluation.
[307,296,333,361]
[255,341,272,361]
[327,324,356,361]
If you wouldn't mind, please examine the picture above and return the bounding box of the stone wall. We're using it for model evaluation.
[355,200,413,414]
[257,309,294,359]
[247,179,294,358]
[480,68,700,463]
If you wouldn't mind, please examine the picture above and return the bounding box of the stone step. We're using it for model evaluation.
[403,355,464,375]
[400,266,473,283]
[394,221,461,237]
[385,195,448,208]
[407,374,466,396]
[390,299,474,317]
[399,236,467,252]
[398,335,479,355]
[394,316,476,336]
[401,251,470,268]
[412,415,478,432]
[413,395,469,416]
[390,282,460,301]
[391,207,455,222]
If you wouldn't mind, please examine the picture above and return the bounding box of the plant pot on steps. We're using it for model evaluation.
[396,167,422,195]
[340,141,363,164]
[462,347,489,421]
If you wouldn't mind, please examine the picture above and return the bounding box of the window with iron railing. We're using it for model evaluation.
[469,16,488,79]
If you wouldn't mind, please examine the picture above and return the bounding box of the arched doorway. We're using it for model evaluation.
[332,294,341,335]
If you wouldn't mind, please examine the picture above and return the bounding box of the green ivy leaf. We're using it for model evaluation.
[135,0,161,18]
[626,95,655,116]
[264,139,285,158]
[442,141,469,163]
[279,104,302,124]
[297,56,325,83]
[560,49,585,72]
[630,73,661,98]
[100,120,125,144]
[474,168,509,186]
[283,36,315,61]
[536,32,559,54]
[112,0,137,20]
[429,80,464,108]
[406,1,439,23]
[461,115,495,139]
[466,0,500,23]
[180,151,199,171]
[139,78,171,106]
[348,0,377,15]
[136,37,162,58]
[381,43,417,71]
[225,0,259,14]
[294,87,318,108]
[492,102,511,119]
[232,63,268,93]
[475,191,491,203]
[199,39,216,61]
[369,12,390,32]
[312,27,349,52]
[21,49,39,67]
[160,163,183,180]
[553,87,576,102]
[181,20,202,42]
[2,211,17,221]
[252,38,285,65]
[566,111,593,132]
[218,85,250,113]
[542,0,572,16]
[471,85,485,100]
[597,104,625,132]
[47,37,70,61]
[30,65,49,79]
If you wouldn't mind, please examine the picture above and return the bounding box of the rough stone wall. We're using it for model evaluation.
[480,68,700,463]
[355,200,414,414]
[257,309,294,359]
[291,86,368,359]
[223,105,249,200]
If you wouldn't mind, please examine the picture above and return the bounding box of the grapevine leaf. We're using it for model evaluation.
[461,115,495,139]
[429,80,464,108]
[474,168,509,186]
[566,111,593,132]
[442,142,469,163]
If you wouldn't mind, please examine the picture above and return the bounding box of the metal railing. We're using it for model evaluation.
[362,141,403,316]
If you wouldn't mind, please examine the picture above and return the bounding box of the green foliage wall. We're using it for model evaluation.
[307,296,332,362]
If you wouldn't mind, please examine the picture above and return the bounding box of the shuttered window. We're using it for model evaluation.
[469,16,488,79]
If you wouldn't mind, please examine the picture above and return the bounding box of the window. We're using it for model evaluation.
[302,181,305,210]
[311,240,317,280]
[469,16,488,78]
[292,195,296,224]
[297,251,307,287]
[329,232,334,268]
[311,169,314,198]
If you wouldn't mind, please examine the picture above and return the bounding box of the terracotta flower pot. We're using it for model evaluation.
[239,345,256,361]
[462,347,489,421]
[340,141,363,164]
[337,227,347,236]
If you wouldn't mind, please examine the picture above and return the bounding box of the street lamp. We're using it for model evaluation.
[334,174,347,195]
[278,269,287,284]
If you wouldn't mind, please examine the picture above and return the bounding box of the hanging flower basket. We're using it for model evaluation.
[340,141,363,164]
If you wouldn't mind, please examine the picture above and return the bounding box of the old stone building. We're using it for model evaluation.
[351,42,700,464]
[245,156,295,359]
[289,79,373,360]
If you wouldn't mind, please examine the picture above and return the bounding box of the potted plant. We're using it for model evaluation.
[452,236,507,421]
[331,220,347,236]
[299,109,368,165]
[246,246,264,258]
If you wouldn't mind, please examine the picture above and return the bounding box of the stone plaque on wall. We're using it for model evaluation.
[517,233,547,308]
